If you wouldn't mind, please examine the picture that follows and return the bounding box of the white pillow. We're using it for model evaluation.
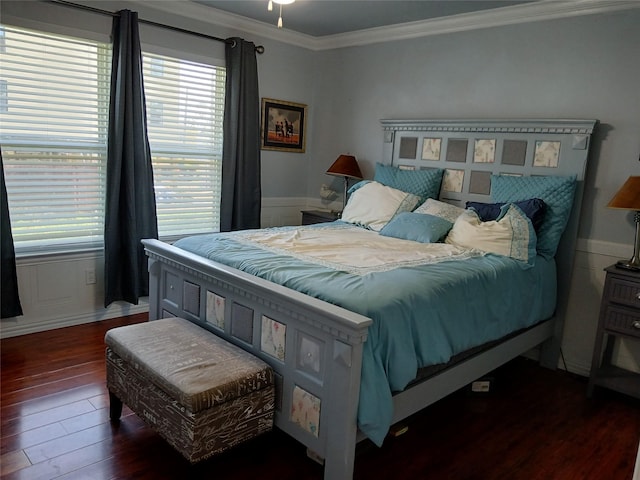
[445,204,537,264]
[341,181,421,232]
[414,198,465,224]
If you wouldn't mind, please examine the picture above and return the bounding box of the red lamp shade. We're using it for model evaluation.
[326,155,363,180]
[607,176,640,210]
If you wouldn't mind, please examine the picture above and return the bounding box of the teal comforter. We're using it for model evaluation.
[174,222,556,446]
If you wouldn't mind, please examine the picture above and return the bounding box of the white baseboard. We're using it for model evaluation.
[0,301,149,339]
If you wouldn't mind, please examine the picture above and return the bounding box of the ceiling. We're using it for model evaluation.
[193,0,534,37]
[168,0,640,50]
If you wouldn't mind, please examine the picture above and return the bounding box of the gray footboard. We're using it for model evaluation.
[143,238,371,480]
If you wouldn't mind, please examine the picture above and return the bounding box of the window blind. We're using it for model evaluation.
[0,26,111,250]
[143,53,225,238]
[0,25,226,252]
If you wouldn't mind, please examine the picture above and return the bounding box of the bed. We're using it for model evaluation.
[142,118,597,479]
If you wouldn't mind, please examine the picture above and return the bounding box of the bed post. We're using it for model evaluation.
[321,339,365,480]
[539,135,593,369]
[147,256,160,321]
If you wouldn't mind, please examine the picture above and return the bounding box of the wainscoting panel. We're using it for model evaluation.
[1,251,148,338]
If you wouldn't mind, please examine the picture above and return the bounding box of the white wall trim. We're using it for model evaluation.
[128,0,319,49]
[10,1,637,52]
[0,301,149,339]
[261,196,310,208]
[576,237,632,258]
[135,0,640,51]
[315,0,640,50]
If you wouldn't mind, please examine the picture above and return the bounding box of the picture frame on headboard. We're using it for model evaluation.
[260,98,307,153]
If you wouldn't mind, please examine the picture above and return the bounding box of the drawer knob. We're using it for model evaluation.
[633,321,640,330]
[636,292,640,301]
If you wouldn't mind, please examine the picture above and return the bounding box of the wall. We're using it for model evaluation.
[0,0,321,337]
[308,10,640,375]
[1,2,639,377]
[310,13,640,247]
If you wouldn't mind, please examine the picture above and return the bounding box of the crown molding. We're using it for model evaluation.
[316,0,640,50]
[138,0,640,51]
[128,0,319,49]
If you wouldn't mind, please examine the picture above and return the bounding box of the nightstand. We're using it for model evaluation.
[301,210,339,225]
[587,264,640,399]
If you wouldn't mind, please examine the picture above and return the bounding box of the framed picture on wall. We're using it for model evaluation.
[260,98,307,153]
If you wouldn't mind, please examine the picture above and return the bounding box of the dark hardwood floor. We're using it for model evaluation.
[1,315,639,479]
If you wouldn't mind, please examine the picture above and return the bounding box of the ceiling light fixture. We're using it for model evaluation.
[268,0,295,29]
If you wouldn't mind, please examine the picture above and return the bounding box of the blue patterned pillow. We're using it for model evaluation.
[491,174,577,260]
[379,212,453,243]
[374,163,444,203]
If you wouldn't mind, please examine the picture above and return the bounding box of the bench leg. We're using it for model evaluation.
[109,391,123,422]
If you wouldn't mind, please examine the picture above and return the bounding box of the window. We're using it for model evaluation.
[1,25,225,251]
[0,80,7,113]
[0,26,111,251]
[143,53,225,239]
[149,57,164,77]
[148,101,164,127]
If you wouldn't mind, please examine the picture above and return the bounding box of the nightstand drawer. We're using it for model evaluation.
[604,304,640,338]
[589,264,640,399]
[607,275,640,308]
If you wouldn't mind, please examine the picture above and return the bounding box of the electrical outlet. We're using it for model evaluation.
[85,268,96,285]
[471,380,491,393]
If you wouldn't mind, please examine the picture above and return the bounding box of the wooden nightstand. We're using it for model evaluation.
[300,210,339,225]
[587,264,640,399]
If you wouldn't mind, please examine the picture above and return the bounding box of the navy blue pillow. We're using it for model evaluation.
[466,198,546,232]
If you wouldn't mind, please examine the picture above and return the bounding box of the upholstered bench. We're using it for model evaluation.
[105,317,274,463]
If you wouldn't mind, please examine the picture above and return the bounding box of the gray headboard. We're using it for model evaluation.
[381,118,596,203]
[379,118,598,365]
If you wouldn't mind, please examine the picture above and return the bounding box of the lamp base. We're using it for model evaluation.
[615,212,640,271]
[615,259,640,272]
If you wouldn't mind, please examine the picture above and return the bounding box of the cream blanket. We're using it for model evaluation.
[235,224,482,275]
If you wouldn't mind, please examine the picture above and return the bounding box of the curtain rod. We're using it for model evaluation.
[46,0,265,54]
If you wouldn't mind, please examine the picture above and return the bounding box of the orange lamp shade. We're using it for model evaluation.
[326,155,363,180]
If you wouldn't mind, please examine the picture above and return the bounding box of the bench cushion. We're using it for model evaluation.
[105,317,273,413]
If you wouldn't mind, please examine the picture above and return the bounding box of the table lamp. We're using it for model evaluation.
[607,175,640,270]
[326,154,363,212]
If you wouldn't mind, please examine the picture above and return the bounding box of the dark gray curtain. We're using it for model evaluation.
[104,10,158,308]
[220,38,261,232]
[1,148,23,318]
